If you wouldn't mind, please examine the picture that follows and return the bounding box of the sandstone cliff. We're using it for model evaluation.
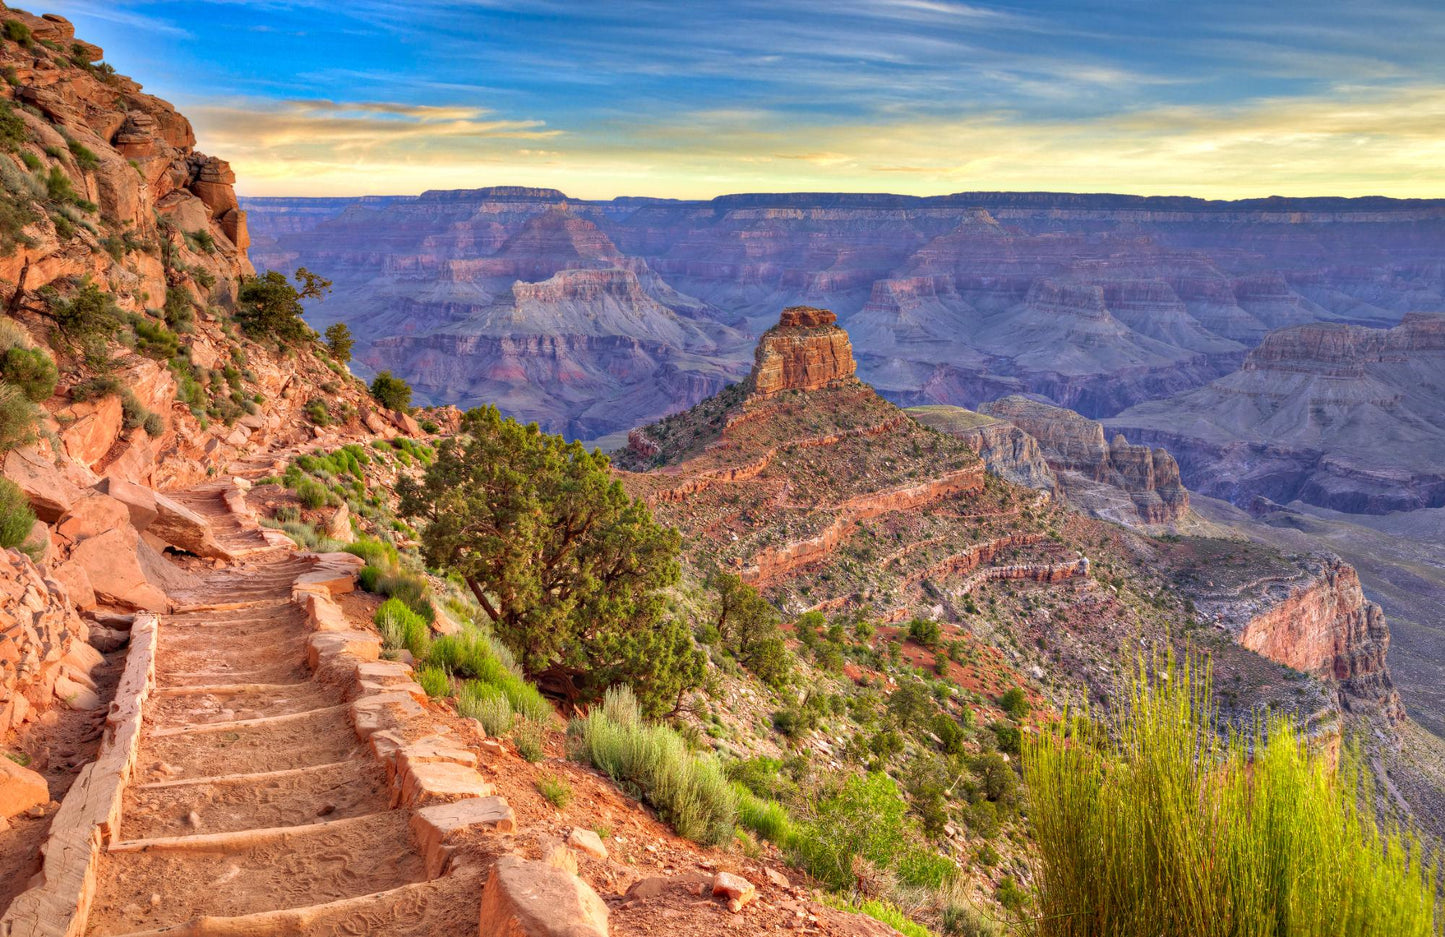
[904,405,1056,492]
[0,7,405,763]
[749,306,857,397]
[963,395,1191,530]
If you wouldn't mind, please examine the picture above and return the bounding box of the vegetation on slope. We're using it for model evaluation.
[1024,655,1439,937]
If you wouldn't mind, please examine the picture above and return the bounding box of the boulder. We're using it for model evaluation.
[56,490,132,542]
[324,502,353,543]
[150,491,231,559]
[69,529,169,611]
[4,446,81,522]
[478,855,609,937]
[0,757,48,820]
[95,476,159,531]
[711,871,757,912]
[58,394,124,468]
[567,828,608,861]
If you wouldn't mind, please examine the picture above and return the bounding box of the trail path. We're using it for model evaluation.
[78,485,479,936]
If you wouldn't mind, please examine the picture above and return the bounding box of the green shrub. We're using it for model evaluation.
[358,565,382,593]
[132,318,179,359]
[907,617,942,647]
[568,685,735,845]
[324,322,353,363]
[66,140,99,171]
[369,370,412,411]
[3,20,31,44]
[733,785,793,845]
[374,597,429,659]
[787,771,954,892]
[458,680,514,735]
[536,772,573,809]
[235,268,329,344]
[343,536,399,569]
[0,477,35,548]
[1025,656,1439,937]
[512,718,546,762]
[51,283,122,342]
[0,345,56,401]
[305,398,330,426]
[998,687,1029,720]
[0,383,36,452]
[163,285,194,332]
[416,665,450,699]
[0,100,26,151]
[824,899,934,937]
[294,477,331,509]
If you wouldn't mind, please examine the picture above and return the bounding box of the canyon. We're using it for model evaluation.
[244,189,1445,443]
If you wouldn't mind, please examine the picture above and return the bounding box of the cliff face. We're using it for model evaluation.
[749,306,856,397]
[0,8,399,756]
[1187,552,1403,721]
[1109,314,1445,514]
[905,405,1056,492]
[975,395,1191,529]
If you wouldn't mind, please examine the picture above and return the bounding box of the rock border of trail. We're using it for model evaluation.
[0,613,159,937]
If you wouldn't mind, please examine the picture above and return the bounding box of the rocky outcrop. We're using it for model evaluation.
[1189,554,1403,721]
[0,547,97,740]
[749,307,857,397]
[907,405,1056,491]
[1108,314,1445,514]
[966,396,1191,529]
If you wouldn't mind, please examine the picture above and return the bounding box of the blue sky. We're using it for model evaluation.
[44,0,1445,198]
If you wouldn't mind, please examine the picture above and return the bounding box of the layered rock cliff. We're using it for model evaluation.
[968,395,1191,529]
[1109,314,1445,514]
[904,405,1056,492]
[1183,551,1403,721]
[749,306,857,397]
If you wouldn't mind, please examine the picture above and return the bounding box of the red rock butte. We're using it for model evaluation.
[750,306,856,397]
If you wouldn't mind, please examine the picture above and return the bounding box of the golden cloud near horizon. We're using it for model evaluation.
[192,84,1445,200]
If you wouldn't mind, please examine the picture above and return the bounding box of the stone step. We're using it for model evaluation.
[149,702,350,737]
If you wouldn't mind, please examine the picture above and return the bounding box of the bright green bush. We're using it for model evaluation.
[357,564,382,593]
[0,346,56,401]
[416,665,450,699]
[0,477,35,548]
[1025,656,1439,937]
[536,772,573,809]
[374,597,429,659]
[733,784,793,845]
[294,477,331,509]
[0,383,37,453]
[343,536,399,569]
[787,771,955,892]
[458,680,513,735]
[568,685,735,846]
[369,370,412,411]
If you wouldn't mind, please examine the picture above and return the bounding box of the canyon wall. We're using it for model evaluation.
[1109,314,1445,514]
[243,189,1445,440]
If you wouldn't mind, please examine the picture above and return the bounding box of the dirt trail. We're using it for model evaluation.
[80,486,470,937]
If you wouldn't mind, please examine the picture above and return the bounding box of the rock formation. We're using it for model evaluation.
[1108,314,1445,514]
[1185,553,1403,721]
[750,306,857,397]
[905,405,1056,492]
[959,396,1191,529]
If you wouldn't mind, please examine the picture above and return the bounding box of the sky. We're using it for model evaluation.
[42,0,1445,199]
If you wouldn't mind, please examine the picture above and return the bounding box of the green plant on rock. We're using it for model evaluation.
[400,405,705,715]
[235,267,330,344]
[0,476,35,548]
[0,384,37,453]
[324,322,353,363]
[369,370,412,412]
[0,345,56,402]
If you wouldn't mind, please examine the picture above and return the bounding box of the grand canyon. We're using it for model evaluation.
[2,3,1443,937]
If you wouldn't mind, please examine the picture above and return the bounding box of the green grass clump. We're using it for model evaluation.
[512,719,546,762]
[733,784,794,845]
[343,536,398,569]
[458,680,514,735]
[374,597,429,659]
[568,685,735,846]
[293,477,331,509]
[824,898,936,937]
[357,564,383,593]
[1024,654,1439,937]
[536,772,573,809]
[416,665,450,699]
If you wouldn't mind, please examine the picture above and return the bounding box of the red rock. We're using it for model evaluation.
[0,757,48,821]
[751,307,856,398]
[711,871,757,912]
[95,477,159,531]
[3,446,81,522]
[479,854,609,937]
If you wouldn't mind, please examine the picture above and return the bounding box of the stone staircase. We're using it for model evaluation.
[4,478,608,937]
